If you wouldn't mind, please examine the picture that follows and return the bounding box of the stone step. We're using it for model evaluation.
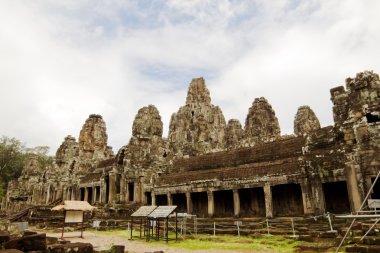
[296,241,335,252]
[361,236,380,245]
[345,245,380,253]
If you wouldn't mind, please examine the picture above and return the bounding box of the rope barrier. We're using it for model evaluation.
[148,213,345,238]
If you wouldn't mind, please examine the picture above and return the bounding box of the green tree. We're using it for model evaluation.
[0,136,53,198]
[0,136,26,198]
[25,145,54,173]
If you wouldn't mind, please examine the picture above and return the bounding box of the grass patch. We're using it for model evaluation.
[91,229,300,252]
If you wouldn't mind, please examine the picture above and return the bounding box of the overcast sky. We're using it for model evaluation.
[0,0,379,155]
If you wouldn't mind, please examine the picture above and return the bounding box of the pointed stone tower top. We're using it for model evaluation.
[244,97,281,145]
[132,105,163,138]
[294,106,321,136]
[78,114,110,160]
[185,77,211,106]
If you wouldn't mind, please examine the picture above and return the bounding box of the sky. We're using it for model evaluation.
[0,0,379,155]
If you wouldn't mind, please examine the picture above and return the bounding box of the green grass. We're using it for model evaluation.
[91,229,300,252]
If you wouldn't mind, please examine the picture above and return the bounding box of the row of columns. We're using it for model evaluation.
[153,180,330,218]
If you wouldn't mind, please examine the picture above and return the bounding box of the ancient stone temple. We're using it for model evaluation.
[2,71,380,219]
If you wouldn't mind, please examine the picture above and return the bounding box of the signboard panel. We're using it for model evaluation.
[148,206,177,218]
[368,199,380,209]
[131,206,157,217]
[65,210,84,223]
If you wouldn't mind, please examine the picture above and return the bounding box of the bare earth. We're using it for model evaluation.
[46,231,268,253]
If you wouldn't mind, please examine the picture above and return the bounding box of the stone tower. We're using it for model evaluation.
[168,78,226,156]
[78,114,113,160]
[244,97,281,146]
[294,106,321,136]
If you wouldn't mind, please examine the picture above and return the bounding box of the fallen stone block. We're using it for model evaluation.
[4,233,46,251]
[346,244,380,253]
[48,242,93,253]
[46,236,59,245]
[110,245,124,253]
[0,231,10,244]
[23,230,38,236]
[0,250,24,253]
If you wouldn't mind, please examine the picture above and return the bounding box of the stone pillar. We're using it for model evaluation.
[300,180,314,215]
[186,192,192,214]
[134,182,139,203]
[120,176,126,203]
[264,183,273,218]
[311,177,326,214]
[126,181,130,202]
[207,191,215,217]
[84,188,89,202]
[71,188,75,200]
[109,174,116,204]
[167,192,173,206]
[136,178,143,203]
[345,161,364,212]
[46,185,51,204]
[62,187,67,201]
[152,193,156,206]
[233,189,240,217]
[93,186,97,203]
[56,186,63,201]
[101,178,106,204]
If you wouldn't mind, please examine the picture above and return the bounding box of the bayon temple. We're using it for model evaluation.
[2,71,380,218]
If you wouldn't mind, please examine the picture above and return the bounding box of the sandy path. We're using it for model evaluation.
[46,231,266,253]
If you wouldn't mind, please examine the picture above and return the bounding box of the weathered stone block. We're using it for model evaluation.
[48,243,93,253]
[0,250,24,253]
[4,233,46,251]
[0,231,10,244]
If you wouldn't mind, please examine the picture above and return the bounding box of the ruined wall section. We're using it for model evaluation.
[168,78,226,157]
[330,71,380,170]
[330,71,380,211]
[173,136,305,172]
[244,97,281,146]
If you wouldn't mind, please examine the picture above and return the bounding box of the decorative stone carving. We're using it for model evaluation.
[55,135,79,167]
[168,78,226,156]
[244,97,280,146]
[294,106,321,136]
[123,105,168,180]
[132,105,163,138]
[78,114,113,160]
[225,119,244,150]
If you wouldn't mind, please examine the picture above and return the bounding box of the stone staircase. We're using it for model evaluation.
[346,236,380,252]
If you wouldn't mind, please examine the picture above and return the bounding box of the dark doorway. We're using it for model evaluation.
[156,194,167,205]
[95,186,100,203]
[272,184,304,216]
[87,187,93,204]
[128,182,134,201]
[105,175,110,203]
[239,187,265,217]
[323,181,350,214]
[214,190,234,217]
[116,174,121,194]
[145,192,152,205]
[172,193,187,213]
[371,177,380,199]
[80,188,85,201]
[191,192,208,218]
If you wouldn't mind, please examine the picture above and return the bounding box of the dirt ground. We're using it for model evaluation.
[46,231,266,253]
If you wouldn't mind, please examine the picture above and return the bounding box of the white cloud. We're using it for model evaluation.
[0,0,379,154]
